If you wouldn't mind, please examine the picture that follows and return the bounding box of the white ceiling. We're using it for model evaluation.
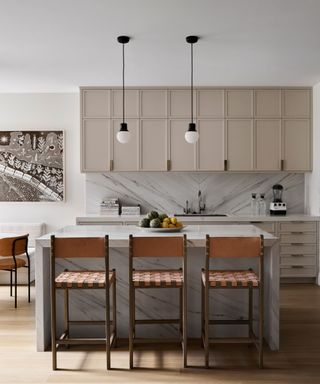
[1,0,320,92]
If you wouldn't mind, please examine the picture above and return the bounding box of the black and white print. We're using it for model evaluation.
[0,131,64,201]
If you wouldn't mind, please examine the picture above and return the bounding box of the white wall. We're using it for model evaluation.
[0,93,85,232]
[305,83,320,215]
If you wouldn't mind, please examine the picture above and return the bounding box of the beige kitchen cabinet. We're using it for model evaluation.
[226,119,253,171]
[111,119,139,171]
[140,119,167,171]
[282,89,311,118]
[140,90,167,118]
[226,89,253,118]
[255,89,281,118]
[169,120,196,171]
[282,119,311,171]
[169,90,196,118]
[80,87,312,173]
[82,89,110,118]
[197,119,225,170]
[112,89,139,118]
[197,89,224,118]
[82,119,110,171]
[255,120,281,171]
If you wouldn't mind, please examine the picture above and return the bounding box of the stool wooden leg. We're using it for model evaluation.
[27,265,31,303]
[129,285,134,369]
[105,281,111,370]
[179,287,183,340]
[113,275,117,347]
[51,286,57,370]
[204,284,209,368]
[64,289,69,349]
[248,286,253,338]
[10,270,13,297]
[259,286,264,368]
[182,284,187,368]
[201,280,204,348]
[14,269,17,308]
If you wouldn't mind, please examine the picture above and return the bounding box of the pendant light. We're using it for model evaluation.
[117,35,130,144]
[185,35,199,144]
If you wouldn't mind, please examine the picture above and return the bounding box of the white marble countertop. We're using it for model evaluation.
[76,213,320,223]
[38,224,277,247]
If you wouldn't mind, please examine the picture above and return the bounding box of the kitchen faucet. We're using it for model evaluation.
[198,190,206,214]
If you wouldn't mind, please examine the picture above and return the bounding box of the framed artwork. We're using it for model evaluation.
[0,131,64,202]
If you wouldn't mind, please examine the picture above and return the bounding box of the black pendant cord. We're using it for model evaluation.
[190,42,193,124]
[122,43,125,125]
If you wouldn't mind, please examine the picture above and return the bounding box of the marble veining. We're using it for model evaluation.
[86,172,304,215]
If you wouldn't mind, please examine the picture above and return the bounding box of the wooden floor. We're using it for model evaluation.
[1,284,320,383]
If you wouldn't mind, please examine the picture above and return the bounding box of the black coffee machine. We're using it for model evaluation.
[269,184,287,215]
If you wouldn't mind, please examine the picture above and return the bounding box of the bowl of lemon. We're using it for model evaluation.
[138,211,185,232]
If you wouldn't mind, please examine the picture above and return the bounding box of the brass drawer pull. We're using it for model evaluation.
[290,232,303,235]
[291,265,304,269]
[110,159,114,171]
[291,243,304,246]
[291,254,304,257]
[224,159,228,171]
[167,159,171,171]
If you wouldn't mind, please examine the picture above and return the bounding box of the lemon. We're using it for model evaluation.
[170,217,177,225]
[163,218,170,224]
[176,221,183,227]
[162,221,169,228]
[168,223,175,228]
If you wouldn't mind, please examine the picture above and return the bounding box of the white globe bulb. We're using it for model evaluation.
[185,130,199,144]
[117,130,131,144]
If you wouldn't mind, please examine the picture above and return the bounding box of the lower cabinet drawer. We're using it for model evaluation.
[280,266,317,277]
[279,222,317,232]
[280,244,317,255]
[280,255,316,266]
[280,233,317,244]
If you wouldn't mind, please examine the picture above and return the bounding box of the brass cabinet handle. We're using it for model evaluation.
[291,254,304,257]
[281,159,284,171]
[291,243,304,246]
[291,265,304,269]
[290,232,303,235]
[110,159,114,171]
[224,159,228,171]
[167,160,171,171]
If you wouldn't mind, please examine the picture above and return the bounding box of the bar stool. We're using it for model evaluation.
[50,235,117,370]
[129,234,187,369]
[0,234,31,308]
[201,235,264,368]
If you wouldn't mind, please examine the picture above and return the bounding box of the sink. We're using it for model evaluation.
[174,213,228,217]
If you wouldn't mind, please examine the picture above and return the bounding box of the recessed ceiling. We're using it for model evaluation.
[1,0,320,92]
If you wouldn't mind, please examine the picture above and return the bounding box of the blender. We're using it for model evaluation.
[269,184,287,215]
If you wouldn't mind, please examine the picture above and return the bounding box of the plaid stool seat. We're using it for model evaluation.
[55,270,115,289]
[132,269,183,288]
[202,269,259,288]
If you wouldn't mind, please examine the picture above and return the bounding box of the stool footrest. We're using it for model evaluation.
[135,319,180,325]
[133,337,182,344]
[68,320,114,326]
[209,319,249,325]
[209,337,256,344]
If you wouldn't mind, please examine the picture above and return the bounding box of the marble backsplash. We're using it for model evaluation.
[86,172,305,215]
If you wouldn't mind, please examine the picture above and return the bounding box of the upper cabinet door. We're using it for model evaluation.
[169,90,196,118]
[198,120,224,171]
[226,120,253,171]
[197,90,224,118]
[226,90,253,118]
[140,119,167,171]
[112,90,139,118]
[283,89,311,118]
[140,90,167,118]
[282,120,311,171]
[82,89,110,118]
[169,120,196,171]
[82,119,110,172]
[255,89,281,118]
[255,120,281,171]
[111,119,139,171]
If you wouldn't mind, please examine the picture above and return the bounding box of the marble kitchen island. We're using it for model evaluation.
[35,225,279,352]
